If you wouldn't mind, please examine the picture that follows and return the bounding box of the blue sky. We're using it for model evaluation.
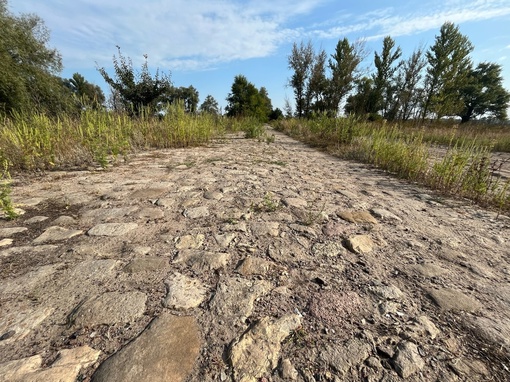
[8,0,510,113]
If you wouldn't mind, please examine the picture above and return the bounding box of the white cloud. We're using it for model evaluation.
[10,0,325,70]
[8,0,510,72]
[308,0,510,41]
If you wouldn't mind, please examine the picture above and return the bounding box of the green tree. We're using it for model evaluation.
[288,41,314,117]
[326,38,365,116]
[307,48,328,114]
[344,77,378,117]
[199,95,220,115]
[372,36,402,119]
[422,22,474,119]
[163,85,199,113]
[458,62,510,122]
[393,47,427,121]
[63,73,105,110]
[97,46,172,115]
[257,87,273,121]
[0,0,72,115]
[269,108,284,120]
[283,97,293,118]
[225,75,272,121]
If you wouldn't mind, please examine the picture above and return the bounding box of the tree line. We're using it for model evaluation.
[288,22,510,123]
[1,0,257,119]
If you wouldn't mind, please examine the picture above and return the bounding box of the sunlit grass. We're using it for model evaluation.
[274,116,510,214]
[0,103,230,172]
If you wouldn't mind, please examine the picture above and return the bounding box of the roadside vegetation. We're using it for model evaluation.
[274,116,510,214]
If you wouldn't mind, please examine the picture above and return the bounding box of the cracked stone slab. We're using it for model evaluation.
[370,208,402,222]
[337,210,378,224]
[0,238,13,246]
[311,241,347,257]
[129,188,168,199]
[0,346,100,382]
[321,338,372,376]
[164,273,207,310]
[282,197,308,208]
[175,234,204,250]
[236,256,284,277]
[0,263,61,295]
[0,306,54,345]
[213,233,237,248]
[25,216,49,224]
[136,207,164,220]
[251,221,279,237]
[407,263,448,278]
[345,235,375,254]
[392,341,425,378]
[210,277,271,326]
[80,207,139,223]
[0,227,28,238]
[183,206,210,219]
[123,257,168,273]
[173,250,230,272]
[229,314,302,382]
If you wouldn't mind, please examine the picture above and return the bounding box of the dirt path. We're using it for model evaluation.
[1,127,509,381]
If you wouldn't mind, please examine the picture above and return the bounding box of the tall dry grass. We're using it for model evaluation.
[274,116,510,214]
[0,103,227,172]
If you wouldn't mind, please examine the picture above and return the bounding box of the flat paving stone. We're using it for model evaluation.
[33,226,83,244]
[230,314,302,382]
[0,238,13,247]
[91,314,200,382]
[123,258,167,273]
[0,346,100,382]
[345,234,375,254]
[175,234,204,250]
[72,291,147,327]
[87,223,138,237]
[183,206,210,219]
[0,227,28,238]
[81,207,139,223]
[428,288,482,312]
[129,188,168,199]
[24,216,49,224]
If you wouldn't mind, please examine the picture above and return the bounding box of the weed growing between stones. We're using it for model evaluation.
[302,201,326,226]
[251,192,281,213]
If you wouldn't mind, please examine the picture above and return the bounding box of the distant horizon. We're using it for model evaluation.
[8,0,510,114]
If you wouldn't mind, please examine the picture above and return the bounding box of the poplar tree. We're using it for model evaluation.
[326,38,365,116]
[288,41,314,117]
[422,22,473,119]
[372,36,402,119]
